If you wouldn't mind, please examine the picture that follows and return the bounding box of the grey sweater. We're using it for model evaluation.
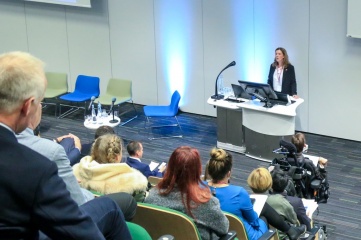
[145,188,229,240]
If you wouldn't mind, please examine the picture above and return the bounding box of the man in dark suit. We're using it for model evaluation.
[271,170,312,231]
[126,141,165,178]
[0,51,130,239]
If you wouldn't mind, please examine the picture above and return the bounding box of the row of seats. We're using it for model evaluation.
[44,72,183,139]
[130,176,278,240]
[43,73,137,125]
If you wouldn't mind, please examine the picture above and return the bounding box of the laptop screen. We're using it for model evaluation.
[231,84,252,99]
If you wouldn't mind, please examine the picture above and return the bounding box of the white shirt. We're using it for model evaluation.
[273,67,283,92]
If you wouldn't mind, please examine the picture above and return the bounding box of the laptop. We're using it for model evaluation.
[226,84,252,102]
[269,92,293,106]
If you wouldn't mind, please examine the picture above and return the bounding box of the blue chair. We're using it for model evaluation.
[143,90,182,140]
[58,75,100,118]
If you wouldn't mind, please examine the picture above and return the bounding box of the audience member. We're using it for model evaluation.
[81,125,115,157]
[206,148,306,240]
[126,140,165,178]
[248,168,303,239]
[292,132,328,169]
[145,146,229,240]
[73,134,148,201]
[0,51,130,239]
[55,133,82,166]
[271,170,312,231]
[17,105,137,220]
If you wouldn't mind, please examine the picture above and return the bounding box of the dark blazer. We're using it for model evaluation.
[285,194,312,231]
[267,63,297,96]
[126,156,163,178]
[0,125,104,240]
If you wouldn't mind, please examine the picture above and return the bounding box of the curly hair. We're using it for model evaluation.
[91,134,123,164]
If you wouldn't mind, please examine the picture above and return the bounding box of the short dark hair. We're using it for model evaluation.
[94,126,115,140]
[271,170,289,193]
[127,141,142,156]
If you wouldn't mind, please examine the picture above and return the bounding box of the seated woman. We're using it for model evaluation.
[205,148,305,240]
[248,167,304,239]
[145,146,229,240]
[73,134,148,201]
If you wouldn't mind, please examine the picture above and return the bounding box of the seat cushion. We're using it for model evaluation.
[143,106,177,117]
[60,92,96,102]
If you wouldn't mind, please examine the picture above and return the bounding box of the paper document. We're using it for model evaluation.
[158,162,166,170]
[303,154,319,166]
[250,194,268,217]
[149,161,159,171]
[302,199,318,219]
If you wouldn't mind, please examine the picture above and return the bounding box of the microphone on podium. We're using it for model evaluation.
[211,61,236,100]
[109,97,118,123]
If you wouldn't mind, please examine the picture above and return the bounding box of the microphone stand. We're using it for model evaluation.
[109,105,118,124]
[211,61,236,100]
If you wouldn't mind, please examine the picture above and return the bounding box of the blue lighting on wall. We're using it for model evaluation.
[157,1,193,105]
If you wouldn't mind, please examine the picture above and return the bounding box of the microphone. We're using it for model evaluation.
[211,61,236,100]
[109,97,119,124]
[109,97,116,113]
[88,96,96,110]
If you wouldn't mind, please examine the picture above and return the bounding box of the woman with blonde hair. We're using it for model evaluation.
[146,146,229,240]
[73,134,148,200]
[206,148,305,240]
[248,167,304,239]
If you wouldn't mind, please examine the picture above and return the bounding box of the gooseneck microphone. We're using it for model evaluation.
[109,97,119,123]
[88,96,96,110]
[211,61,236,100]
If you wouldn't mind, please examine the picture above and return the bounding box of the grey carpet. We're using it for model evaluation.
[40,103,361,240]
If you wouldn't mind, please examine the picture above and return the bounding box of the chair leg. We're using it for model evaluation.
[145,116,183,140]
[119,100,138,126]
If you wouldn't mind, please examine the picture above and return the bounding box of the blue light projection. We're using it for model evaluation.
[157,1,192,105]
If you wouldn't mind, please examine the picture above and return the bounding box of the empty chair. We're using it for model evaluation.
[96,78,137,125]
[43,72,68,116]
[143,90,182,140]
[58,75,100,118]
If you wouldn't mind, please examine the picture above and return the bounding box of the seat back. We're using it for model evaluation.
[224,212,249,240]
[169,90,181,115]
[126,222,152,240]
[106,78,132,99]
[225,212,278,240]
[44,72,68,98]
[74,75,100,97]
[148,176,162,187]
[132,203,201,240]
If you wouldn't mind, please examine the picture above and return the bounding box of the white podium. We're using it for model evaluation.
[207,97,304,162]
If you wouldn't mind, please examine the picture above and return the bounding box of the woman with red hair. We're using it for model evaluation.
[145,146,229,240]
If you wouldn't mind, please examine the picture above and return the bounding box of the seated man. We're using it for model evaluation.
[0,51,130,239]
[55,133,83,166]
[126,141,165,178]
[17,103,136,221]
[271,170,312,231]
[55,126,116,166]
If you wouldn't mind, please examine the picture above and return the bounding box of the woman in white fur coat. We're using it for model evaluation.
[73,134,148,196]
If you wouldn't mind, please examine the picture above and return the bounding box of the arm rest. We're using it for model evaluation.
[157,234,174,240]
[258,229,277,240]
[219,230,237,240]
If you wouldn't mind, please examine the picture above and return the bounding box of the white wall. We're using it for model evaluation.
[0,0,360,141]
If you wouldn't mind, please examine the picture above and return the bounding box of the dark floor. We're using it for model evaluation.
[40,103,361,240]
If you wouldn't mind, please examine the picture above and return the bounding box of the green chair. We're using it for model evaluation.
[43,72,68,116]
[133,203,236,240]
[126,222,152,240]
[96,78,138,125]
